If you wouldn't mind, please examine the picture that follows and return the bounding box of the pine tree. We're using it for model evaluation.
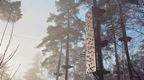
[37,0,85,79]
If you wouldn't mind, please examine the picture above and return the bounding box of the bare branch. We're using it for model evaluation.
[0,22,15,67]
[0,13,11,47]
[0,44,19,69]
[9,64,21,80]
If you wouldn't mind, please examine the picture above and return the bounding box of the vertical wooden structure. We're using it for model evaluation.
[85,0,108,80]
[85,10,97,73]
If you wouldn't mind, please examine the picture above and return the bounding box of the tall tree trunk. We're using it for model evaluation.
[115,0,134,79]
[65,4,70,80]
[112,24,120,80]
[56,40,63,80]
[120,14,133,80]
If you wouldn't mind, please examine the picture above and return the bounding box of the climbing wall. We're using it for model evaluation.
[85,10,97,73]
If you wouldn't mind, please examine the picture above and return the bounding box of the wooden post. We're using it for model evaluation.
[92,0,105,80]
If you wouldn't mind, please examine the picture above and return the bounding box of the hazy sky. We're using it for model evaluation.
[0,0,56,78]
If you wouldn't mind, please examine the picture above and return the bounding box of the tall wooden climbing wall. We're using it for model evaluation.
[85,10,97,73]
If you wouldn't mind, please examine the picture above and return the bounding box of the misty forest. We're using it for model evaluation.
[0,0,144,80]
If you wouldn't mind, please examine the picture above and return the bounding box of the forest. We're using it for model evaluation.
[0,0,144,80]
